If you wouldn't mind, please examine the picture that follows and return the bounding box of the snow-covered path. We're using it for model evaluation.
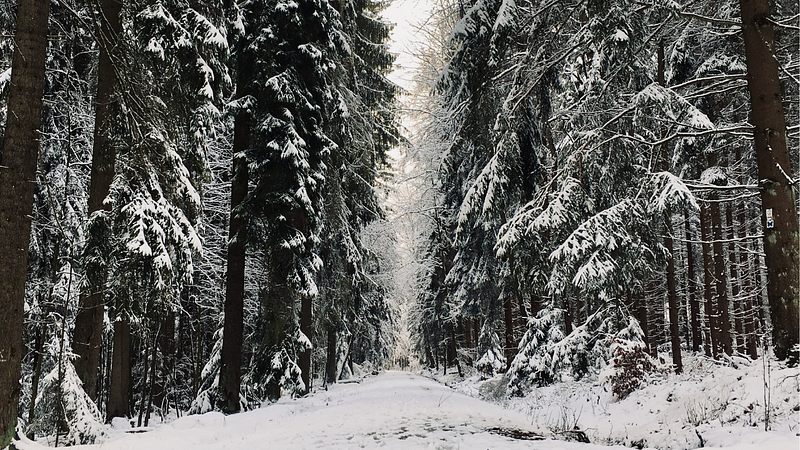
[18,371,639,450]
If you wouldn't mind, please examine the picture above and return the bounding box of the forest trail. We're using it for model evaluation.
[17,371,635,450]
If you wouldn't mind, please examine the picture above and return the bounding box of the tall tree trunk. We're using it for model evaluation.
[738,0,799,361]
[450,325,463,377]
[156,310,176,410]
[503,296,515,370]
[73,0,123,401]
[463,318,472,351]
[700,202,718,357]
[685,211,701,352]
[299,293,312,393]
[665,214,683,373]
[737,157,758,359]
[657,48,681,370]
[218,115,249,413]
[107,319,131,421]
[137,338,151,427]
[711,197,732,356]
[325,326,337,385]
[516,294,527,328]
[563,296,574,336]
[0,0,51,443]
[144,329,158,427]
[725,183,745,353]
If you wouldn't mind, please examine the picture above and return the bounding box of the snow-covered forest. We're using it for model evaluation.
[0,0,796,448]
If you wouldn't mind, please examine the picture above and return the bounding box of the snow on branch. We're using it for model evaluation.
[648,171,699,214]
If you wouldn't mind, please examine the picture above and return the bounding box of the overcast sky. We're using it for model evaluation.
[382,0,432,92]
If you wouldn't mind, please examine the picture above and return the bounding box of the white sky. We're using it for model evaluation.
[382,0,432,93]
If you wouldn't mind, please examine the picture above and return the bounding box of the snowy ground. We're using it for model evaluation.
[15,371,641,450]
[434,353,800,450]
[14,358,800,450]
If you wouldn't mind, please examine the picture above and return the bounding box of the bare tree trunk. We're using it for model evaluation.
[726,194,745,354]
[107,319,131,421]
[144,330,159,427]
[299,293,312,393]
[0,0,51,443]
[629,290,649,353]
[711,196,732,356]
[218,118,249,413]
[684,211,701,352]
[657,41,682,369]
[137,339,151,427]
[156,311,176,411]
[738,186,758,359]
[325,326,337,385]
[503,296,515,370]
[700,202,718,358]
[738,0,799,361]
[73,0,123,401]
[463,318,472,352]
[665,214,683,373]
[646,281,660,358]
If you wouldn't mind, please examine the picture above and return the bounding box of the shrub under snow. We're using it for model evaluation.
[601,337,662,400]
[28,361,104,445]
[507,304,645,396]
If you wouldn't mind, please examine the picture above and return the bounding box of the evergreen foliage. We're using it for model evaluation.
[0,0,796,434]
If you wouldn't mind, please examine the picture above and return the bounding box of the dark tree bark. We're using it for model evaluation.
[325,326,337,385]
[684,211,701,352]
[736,162,758,359]
[218,114,249,414]
[725,157,745,354]
[711,196,732,356]
[665,216,683,373]
[738,0,799,361]
[107,319,131,421]
[0,0,51,444]
[299,293,312,392]
[657,47,681,371]
[503,296,515,370]
[73,0,123,401]
[463,318,472,350]
[700,203,718,357]
[137,337,152,427]
[155,310,176,408]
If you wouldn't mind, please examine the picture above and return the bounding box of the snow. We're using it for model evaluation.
[440,353,800,450]
[15,359,799,450]
[12,372,626,450]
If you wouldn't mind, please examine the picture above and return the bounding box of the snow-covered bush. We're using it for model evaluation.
[787,344,799,368]
[507,308,565,394]
[28,361,104,445]
[189,329,222,414]
[475,322,505,377]
[248,328,312,402]
[602,337,661,400]
[508,304,644,396]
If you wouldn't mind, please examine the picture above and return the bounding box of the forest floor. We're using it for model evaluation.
[12,357,800,450]
[6,371,680,450]
[430,352,799,450]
